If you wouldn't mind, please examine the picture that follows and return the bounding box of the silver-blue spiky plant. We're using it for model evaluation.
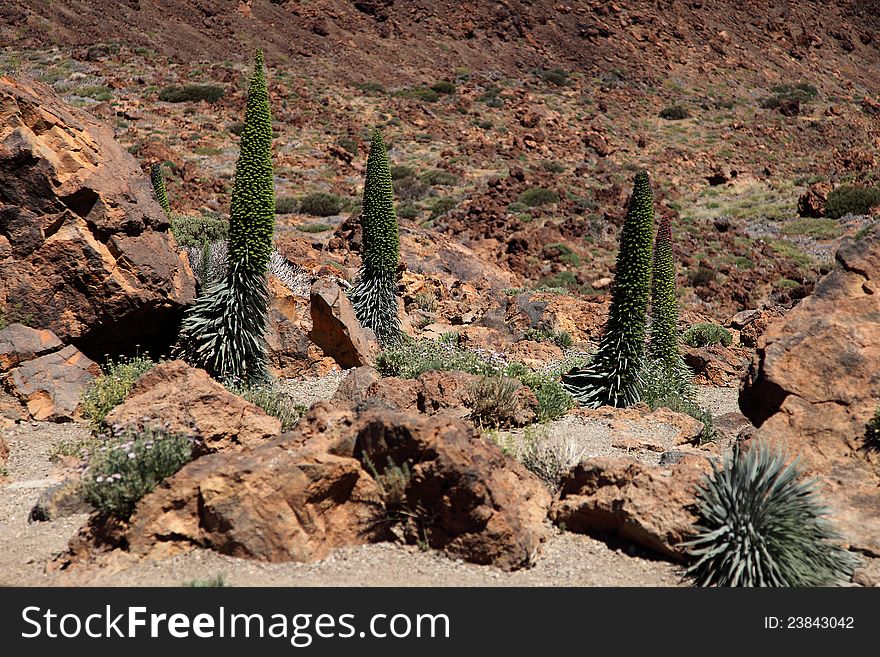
[685,442,857,587]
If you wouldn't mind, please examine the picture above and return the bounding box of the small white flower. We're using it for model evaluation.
[127,452,136,459]
[95,475,104,483]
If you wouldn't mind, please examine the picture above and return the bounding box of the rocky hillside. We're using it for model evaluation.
[2,1,880,317]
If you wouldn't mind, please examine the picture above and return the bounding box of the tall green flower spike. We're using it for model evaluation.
[176,49,275,383]
[349,129,401,346]
[648,216,679,367]
[150,163,171,215]
[562,170,655,408]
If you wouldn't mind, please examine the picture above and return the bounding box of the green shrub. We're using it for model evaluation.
[0,302,32,330]
[518,187,559,207]
[80,356,156,430]
[682,323,732,348]
[477,84,504,107]
[545,242,581,267]
[759,82,818,109]
[390,165,416,180]
[159,84,225,103]
[275,196,298,214]
[170,213,229,248]
[520,372,575,423]
[467,376,523,428]
[231,382,305,431]
[688,264,716,287]
[429,197,458,219]
[393,175,430,201]
[299,192,342,217]
[685,442,857,586]
[659,105,689,120]
[72,85,113,102]
[421,169,458,186]
[82,426,193,518]
[337,136,358,155]
[540,160,566,173]
[825,184,880,219]
[398,86,439,103]
[397,203,419,219]
[523,327,573,348]
[354,81,385,94]
[537,68,569,86]
[297,223,332,233]
[429,80,456,95]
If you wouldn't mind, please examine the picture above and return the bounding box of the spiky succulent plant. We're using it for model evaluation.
[150,163,171,215]
[562,170,655,407]
[176,49,275,383]
[349,129,401,346]
[685,442,857,587]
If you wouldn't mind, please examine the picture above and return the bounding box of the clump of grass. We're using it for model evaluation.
[467,376,523,429]
[487,425,585,490]
[0,302,33,329]
[82,426,193,518]
[421,169,458,186]
[72,85,113,102]
[428,197,458,220]
[170,214,229,248]
[523,327,574,348]
[184,574,230,587]
[429,80,456,95]
[518,188,559,207]
[159,84,225,103]
[397,86,440,103]
[229,382,305,432]
[682,323,732,348]
[299,192,342,217]
[782,218,843,238]
[80,356,156,430]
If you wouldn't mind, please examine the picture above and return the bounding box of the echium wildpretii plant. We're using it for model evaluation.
[150,163,171,215]
[562,170,655,407]
[349,129,402,345]
[684,442,857,587]
[175,48,275,383]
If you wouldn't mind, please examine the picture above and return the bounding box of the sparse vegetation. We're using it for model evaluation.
[82,426,193,518]
[184,574,230,587]
[685,442,857,586]
[758,82,818,110]
[230,382,305,431]
[467,376,523,428]
[275,196,298,214]
[518,187,559,207]
[682,323,732,348]
[80,356,156,430]
[158,83,225,103]
[488,425,585,490]
[297,222,332,233]
[299,192,342,217]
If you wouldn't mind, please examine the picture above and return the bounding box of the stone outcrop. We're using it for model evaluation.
[0,76,195,356]
[123,403,551,570]
[308,279,378,368]
[105,360,281,453]
[0,323,99,422]
[740,226,880,556]
[550,456,712,561]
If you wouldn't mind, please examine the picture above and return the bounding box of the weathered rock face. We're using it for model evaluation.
[123,403,551,570]
[0,76,196,356]
[355,408,551,570]
[740,227,880,556]
[265,276,336,378]
[550,456,712,561]
[308,279,378,369]
[0,323,99,422]
[105,360,281,453]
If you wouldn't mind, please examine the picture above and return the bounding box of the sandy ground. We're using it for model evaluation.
[0,383,741,587]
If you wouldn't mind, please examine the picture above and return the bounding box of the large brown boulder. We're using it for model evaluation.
[740,227,880,556]
[1,324,100,422]
[354,408,551,570]
[550,456,712,561]
[0,76,195,355]
[308,279,378,368]
[124,403,551,570]
[105,360,281,453]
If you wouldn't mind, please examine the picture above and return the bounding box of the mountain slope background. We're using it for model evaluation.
[3,0,880,316]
